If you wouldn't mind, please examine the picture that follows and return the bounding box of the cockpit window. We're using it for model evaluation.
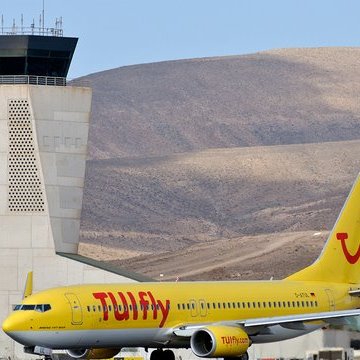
[13,304,51,312]
[34,304,52,312]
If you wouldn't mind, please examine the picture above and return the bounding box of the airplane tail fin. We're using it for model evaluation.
[287,173,360,284]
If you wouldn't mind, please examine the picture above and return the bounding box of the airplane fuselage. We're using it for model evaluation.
[4,280,359,350]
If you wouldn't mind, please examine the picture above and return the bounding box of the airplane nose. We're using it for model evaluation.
[2,312,27,334]
[2,314,32,345]
[2,315,15,334]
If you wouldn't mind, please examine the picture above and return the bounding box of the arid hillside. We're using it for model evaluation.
[79,141,360,280]
[77,48,360,280]
[74,47,360,159]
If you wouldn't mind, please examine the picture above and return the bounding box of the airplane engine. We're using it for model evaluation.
[66,348,121,359]
[190,325,250,358]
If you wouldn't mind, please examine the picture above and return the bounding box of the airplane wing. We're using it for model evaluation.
[349,289,360,297]
[173,308,360,337]
[239,308,360,327]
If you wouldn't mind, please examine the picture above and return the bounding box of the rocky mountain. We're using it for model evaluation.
[74,47,360,159]
[76,48,360,280]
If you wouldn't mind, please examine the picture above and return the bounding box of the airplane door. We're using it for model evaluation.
[65,293,83,325]
[325,289,335,311]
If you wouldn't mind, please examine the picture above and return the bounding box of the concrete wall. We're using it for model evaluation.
[0,84,134,360]
[249,329,360,360]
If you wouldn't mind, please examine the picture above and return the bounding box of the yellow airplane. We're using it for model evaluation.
[4,174,360,360]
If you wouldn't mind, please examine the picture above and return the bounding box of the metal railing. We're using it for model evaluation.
[1,26,63,37]
[0,75,66,86]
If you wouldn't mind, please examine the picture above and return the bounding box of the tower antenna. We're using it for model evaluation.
[42,0,45,35]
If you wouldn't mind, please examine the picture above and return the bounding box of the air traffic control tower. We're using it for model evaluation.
[0,22,137,360]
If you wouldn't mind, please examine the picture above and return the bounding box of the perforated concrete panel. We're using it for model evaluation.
[8,99,45,213]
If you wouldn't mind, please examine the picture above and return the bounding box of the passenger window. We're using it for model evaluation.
[278,302,281,307]
[182,304,185,310]
[207,303,210,309]
[263,302,266,308]
[87,306,90,312]
[93,305,96,312]
[109,305,112,311]
[273,302,276,308]
[253,302,256,308]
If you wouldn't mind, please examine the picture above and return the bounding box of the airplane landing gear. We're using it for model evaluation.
[150,349,175,360]
[163,350,175,360]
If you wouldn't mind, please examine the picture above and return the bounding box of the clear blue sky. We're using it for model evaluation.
[2,0,360,78]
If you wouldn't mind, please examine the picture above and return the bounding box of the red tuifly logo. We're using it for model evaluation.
[336,232,360,264]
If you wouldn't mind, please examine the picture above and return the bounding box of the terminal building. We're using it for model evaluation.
[0,21,148,360]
